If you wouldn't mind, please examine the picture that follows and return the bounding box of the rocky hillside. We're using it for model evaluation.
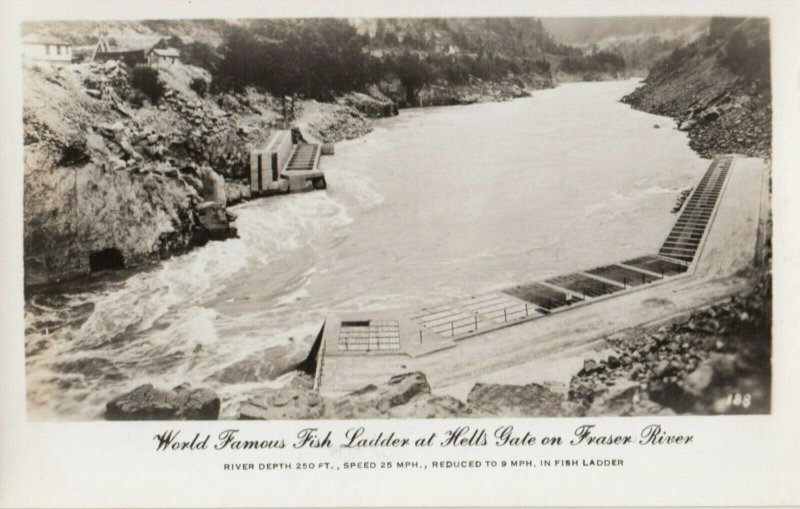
[622,17,771,158]
[541,17,707,72]
[23,58,380,287]
[23,19,230,47]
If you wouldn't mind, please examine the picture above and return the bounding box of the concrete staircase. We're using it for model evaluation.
[658,155,733,263]
[286,143,320,171]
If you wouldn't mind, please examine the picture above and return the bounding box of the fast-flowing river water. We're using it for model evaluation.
[25,79,707,419]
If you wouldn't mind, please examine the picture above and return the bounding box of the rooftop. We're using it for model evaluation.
[102,35,164,53]
[22,34,70,46]
[151,48,181,57]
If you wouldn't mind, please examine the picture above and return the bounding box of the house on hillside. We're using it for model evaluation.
[94,48,148,66]
[21,34,72,63]
[92,32,163,66]
[147,47,181,67]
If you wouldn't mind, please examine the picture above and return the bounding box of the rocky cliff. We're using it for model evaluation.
[622,18,771,159]
[23,61,242,285]
[23,58,382,286]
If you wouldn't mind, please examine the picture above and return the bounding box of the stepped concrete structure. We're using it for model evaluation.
[250,129,328,195]
[307,155,769,396]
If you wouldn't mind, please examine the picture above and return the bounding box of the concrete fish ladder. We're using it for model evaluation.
[311,155,768,396]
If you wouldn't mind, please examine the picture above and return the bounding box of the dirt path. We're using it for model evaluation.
[320,156,768,396]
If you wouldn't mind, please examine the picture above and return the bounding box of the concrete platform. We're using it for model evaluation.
[250,130,328,195]
[315,156,768,396]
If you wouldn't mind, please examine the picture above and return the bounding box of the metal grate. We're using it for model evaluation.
[338,320,400,351]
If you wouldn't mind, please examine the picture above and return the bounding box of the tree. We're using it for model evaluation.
[214,26,260,92]
[189,77,208,97]
[129,65,165,104]
[393,53,436,106]
[212,20,372,107]
[383,31,399,46]
[182,41,221,74]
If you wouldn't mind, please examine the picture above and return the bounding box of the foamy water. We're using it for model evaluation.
[25,80,707,419]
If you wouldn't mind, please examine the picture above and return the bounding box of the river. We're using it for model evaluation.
[24,79,707,419]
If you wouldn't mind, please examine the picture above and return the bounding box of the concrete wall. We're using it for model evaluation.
[148,54,179,67]
[22,43,72,62]
[250,130,293,193]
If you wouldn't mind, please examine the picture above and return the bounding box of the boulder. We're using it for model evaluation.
[699,106,721,122]
[648,379,696,414]
[578,358,604,376]
[208,344,307,384]
[318,372,433,419]
[239,388,324,420]
[375,372,431,413]
[144,144,164,158]
[467,382,564,416]
[115,136,140,160]
[683,362,714,397]
[99,121,125,135]
[109,158,127,171]
[340,91,398,118]
[706,353,738,380]
[57,138,90,167]
[224,180,250,206]
[386,394,476,418]
[194,202,238,243]
[677,353,738,403]
[587,379,640,416]
[326,389,385,419]
[197,166,227,206]
[225,182,242,204]
[106,383,220,420]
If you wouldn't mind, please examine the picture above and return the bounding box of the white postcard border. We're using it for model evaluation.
[1,1,799,507]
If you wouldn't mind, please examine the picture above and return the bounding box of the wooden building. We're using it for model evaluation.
[22,34,72,63]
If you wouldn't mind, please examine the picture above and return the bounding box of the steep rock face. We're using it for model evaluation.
[622,18,771,158]
[23,56,378,286]
[24,153,201,285]
[22,61,250,285]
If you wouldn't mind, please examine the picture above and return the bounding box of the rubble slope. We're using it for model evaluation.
[622,18,771,159]
[23,59,378,286]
